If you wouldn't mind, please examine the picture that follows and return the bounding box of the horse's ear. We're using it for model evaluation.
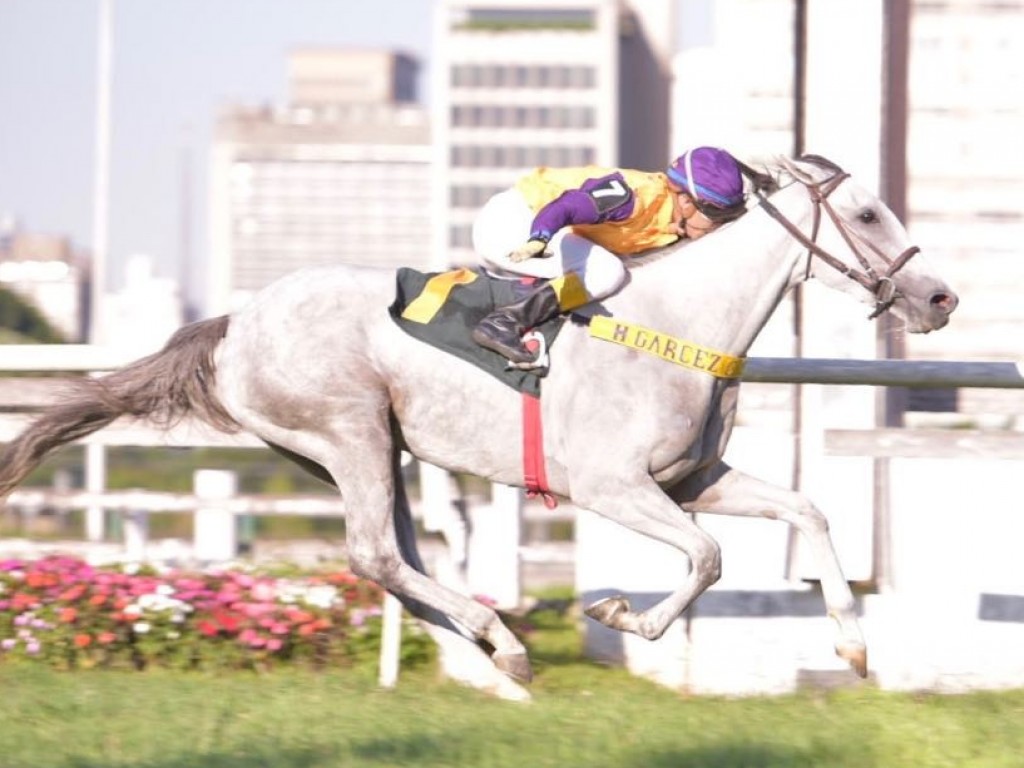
[778,155,817,185]
[735,158,779,195]
[785,154,847,186]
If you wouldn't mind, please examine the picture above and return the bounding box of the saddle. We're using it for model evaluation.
[388,267,567,396]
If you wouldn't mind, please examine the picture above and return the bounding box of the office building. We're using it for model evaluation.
[208,49,432,314]
[432,0,676,267]
[673,0,1024,423]
[0,225,87,341]
[101,254,184,355]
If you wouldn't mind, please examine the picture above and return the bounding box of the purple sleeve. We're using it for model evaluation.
[529,172,635,241]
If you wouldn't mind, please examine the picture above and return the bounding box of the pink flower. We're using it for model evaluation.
[250,583,275,602]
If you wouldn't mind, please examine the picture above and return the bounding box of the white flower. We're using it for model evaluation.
[302,585,339,610]
[123,604,143,617]
[133,621,151,634]
[136,592,191,614]
[137,594,158,610]
[155,584,175,597]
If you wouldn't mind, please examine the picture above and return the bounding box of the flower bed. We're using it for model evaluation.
[0,555,432,671]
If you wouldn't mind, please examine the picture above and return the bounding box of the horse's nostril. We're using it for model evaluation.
[930,291,959,314]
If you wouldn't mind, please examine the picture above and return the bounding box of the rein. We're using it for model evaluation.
[749,164,920,319]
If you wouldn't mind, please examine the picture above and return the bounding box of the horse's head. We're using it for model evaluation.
[762,155,958,334]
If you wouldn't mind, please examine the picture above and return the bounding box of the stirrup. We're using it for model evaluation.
[505,331,549,371]
[471,322,533,364]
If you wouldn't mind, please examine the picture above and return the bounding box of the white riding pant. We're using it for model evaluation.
[471,188,627,302]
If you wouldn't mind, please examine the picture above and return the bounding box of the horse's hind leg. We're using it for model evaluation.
[389,453,530,701]
[669,462,867,678]
[317,427,533,685]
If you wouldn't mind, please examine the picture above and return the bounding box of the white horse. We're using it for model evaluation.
[0,155,957,700]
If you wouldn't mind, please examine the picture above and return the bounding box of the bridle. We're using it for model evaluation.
[750,161,920,319]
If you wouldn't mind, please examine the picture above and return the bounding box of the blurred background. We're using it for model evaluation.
[0,0,1020,362]
[1,0,1023,695]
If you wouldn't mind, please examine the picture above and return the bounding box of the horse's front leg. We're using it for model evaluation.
[668,461,867,678]
[574,476,723,641]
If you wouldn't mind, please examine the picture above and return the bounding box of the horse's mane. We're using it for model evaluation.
[625,239,689,270]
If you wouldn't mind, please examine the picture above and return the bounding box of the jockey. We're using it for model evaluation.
[471,146,748,364]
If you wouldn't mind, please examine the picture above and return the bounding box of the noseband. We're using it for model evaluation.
[752,168,920,319]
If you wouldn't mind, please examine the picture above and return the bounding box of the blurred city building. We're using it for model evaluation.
[208,49,432,314]
[672,0,1024,426]
[0,215,88,341]
[432,0,675,267]
[905,0,1024,420]
[101,254,184,356]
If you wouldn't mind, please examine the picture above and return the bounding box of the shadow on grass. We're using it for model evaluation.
[56,731,863,768]
[638,744,863,768]
[62,748,341,768]
[344,737,843,768]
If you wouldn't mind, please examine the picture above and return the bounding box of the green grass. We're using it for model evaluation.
[1,604,1023,768]
[2,664,1023,768]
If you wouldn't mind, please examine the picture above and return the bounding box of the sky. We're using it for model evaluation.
[0,0,436,307]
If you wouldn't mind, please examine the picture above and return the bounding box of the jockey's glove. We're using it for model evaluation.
[508,238,550,263]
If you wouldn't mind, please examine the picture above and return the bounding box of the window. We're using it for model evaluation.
[449,224,473,249]
[452,8,596,31]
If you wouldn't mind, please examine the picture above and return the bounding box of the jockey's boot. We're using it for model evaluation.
[472,273,589,364]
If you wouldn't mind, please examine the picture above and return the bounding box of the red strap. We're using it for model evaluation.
[521,393,558,509]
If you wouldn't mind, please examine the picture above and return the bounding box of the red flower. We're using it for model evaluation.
[59,585,87,602]
[25,572,56,589]
[11,593,36,611]
[97,632,117,645]
[327,572,360,586]
[59,607,78,623]
[214,612,241,633]
[89,594,107,607]
[287,609,315,625]
[73,633,92,648]
[197,620,220,637]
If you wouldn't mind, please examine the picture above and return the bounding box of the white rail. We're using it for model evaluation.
[2,344,1023,388]
[744,357,1024,389]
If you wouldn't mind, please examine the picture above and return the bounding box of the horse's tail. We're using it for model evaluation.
[0,315,240,499]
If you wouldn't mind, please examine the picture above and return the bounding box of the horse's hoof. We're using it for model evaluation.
[584,596,631,628]
[493,652,533,683]
[836,642,868,678]
[487,676,533,703]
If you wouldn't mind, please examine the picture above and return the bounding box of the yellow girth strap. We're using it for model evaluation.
[401,268,479,324]
[588,315,745,379]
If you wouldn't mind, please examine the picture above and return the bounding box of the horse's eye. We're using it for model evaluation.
[859,209,878,224]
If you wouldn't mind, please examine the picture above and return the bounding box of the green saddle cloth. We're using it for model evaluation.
[388,267,566,396]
